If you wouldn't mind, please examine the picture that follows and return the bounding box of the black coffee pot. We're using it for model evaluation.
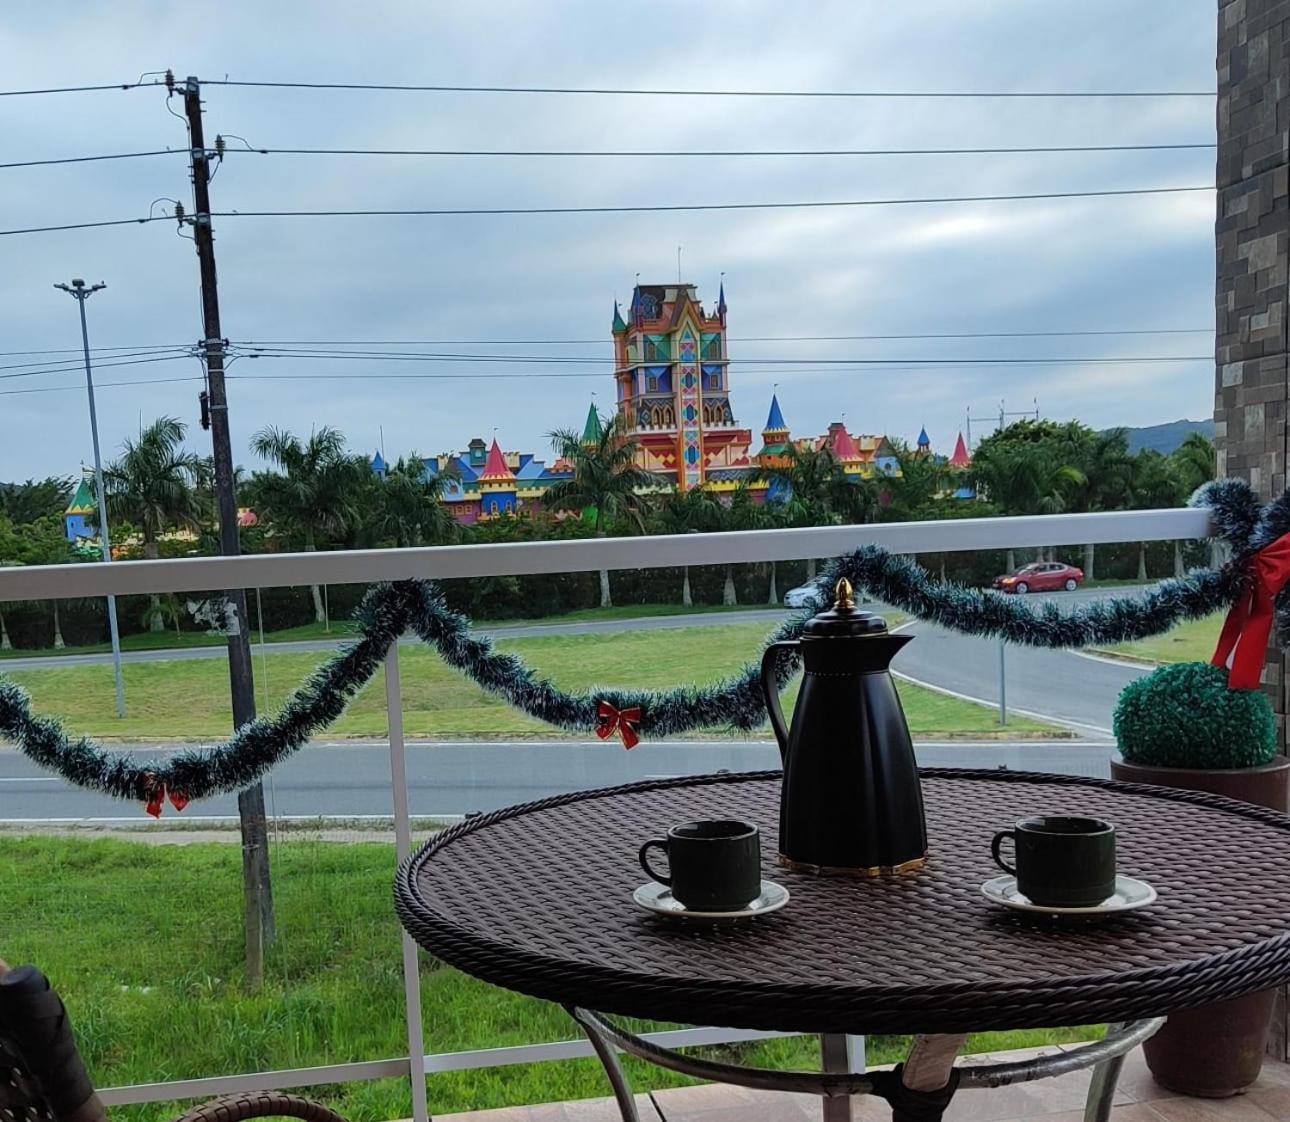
[760,578,928,875]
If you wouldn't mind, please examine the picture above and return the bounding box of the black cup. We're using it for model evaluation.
[639,819,762,911]
[991,815,1116,907]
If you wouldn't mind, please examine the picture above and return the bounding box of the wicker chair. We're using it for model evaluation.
[0,964,348,1122]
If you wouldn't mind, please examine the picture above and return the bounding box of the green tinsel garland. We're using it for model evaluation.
[0,477,1272,810]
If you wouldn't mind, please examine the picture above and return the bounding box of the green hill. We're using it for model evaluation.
[1111,418,1214,455]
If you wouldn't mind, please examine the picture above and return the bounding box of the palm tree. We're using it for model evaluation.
[545,413,654,607]
[1172,433,1217,568]
[1129,451,1184,580]
[248,426,367,623]
[103,417,205,630]
[652,486,721,606]
[1068,429,1133,580]
[371,454,459,548]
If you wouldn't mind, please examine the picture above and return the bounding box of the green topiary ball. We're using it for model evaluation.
[1113,661,1277,769]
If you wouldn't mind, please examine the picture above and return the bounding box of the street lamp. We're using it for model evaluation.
[54,279,126,718]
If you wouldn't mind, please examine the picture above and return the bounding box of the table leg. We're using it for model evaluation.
[821,1034,858,1122]
[1083,1023,1126,1122]
[569,1006,640,1122]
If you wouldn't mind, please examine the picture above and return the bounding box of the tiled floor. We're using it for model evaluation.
[432,1047,1290,1122]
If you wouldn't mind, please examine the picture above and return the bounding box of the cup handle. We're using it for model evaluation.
[990,830,1017,875]
[638,839,671,886]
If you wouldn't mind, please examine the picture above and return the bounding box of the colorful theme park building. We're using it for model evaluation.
[371,280,969,524]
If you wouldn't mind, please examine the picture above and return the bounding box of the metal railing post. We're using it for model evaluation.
[998,639,1007,726]
[385,646,430,1122]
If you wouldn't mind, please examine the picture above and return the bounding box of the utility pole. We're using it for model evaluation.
[181,74,275,982]
[55,279,126,719]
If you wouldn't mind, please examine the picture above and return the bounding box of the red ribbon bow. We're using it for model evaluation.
[595,701,642,749]
[142,774,190,819]
[1211,533,1290,689]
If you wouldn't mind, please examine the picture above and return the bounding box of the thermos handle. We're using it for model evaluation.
[760,640,799,763]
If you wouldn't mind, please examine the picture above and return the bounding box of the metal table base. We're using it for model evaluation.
[567,1008,1164,1122]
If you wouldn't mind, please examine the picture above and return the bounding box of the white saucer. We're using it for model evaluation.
[982,873,1157,917]
[633,879,790,921]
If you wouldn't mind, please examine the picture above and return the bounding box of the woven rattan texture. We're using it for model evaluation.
[395,769,1290,1035]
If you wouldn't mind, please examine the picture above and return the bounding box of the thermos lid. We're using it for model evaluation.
[802,577,889,637]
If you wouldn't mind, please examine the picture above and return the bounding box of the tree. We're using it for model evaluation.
[1067,428,1133,580]
[103,418,205,630]
[248,426,368,623]
[370,454,459,548]
[0,477,73,525]
[652,486,722,606]
[545,413,654,607]
[1129,450,1184,580]
[1172,432,1217,570]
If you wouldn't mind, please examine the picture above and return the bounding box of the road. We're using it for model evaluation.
[0,738,1118,822]
[891,585,1149,737]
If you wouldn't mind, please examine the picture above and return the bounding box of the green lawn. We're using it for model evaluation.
[0,836,1100,1121]
[0,602,788,661]
[1100,612,1222,665]
[3,621,1052,741]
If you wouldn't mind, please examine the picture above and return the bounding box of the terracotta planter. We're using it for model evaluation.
[1111,754,1290,1097]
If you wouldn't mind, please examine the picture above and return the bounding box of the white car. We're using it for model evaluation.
[783,584,824,609]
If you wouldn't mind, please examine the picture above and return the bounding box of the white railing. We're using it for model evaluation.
[0,508,1215,1119]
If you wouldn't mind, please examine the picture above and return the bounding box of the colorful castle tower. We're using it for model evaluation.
[64,477,97,542]
[612,281,751,491]
[477,437,518,517]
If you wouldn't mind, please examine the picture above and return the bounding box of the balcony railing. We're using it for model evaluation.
[0,506,1215,1120]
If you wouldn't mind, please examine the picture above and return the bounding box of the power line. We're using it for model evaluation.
[0,354,194,382]
[0,347,191,373]
[0,150,179,170]
[0,184,1215,238]
[0,80,164,98]
[214,142,1217,159]
[204,78,1213,99]
[232,328,1213,346]
[0,376,200,397]
[0,343,190,357]
[233,346,1210,365]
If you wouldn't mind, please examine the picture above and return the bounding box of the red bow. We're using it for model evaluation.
[142,774,190,818]
[595,701,642,749]
[1212,533,1290,689]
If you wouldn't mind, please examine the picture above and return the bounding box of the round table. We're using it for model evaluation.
[396,769,1290,1121]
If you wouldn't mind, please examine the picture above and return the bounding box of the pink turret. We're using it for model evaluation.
[949,432,972,468]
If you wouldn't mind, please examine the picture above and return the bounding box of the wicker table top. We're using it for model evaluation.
[395,769,1290,1035]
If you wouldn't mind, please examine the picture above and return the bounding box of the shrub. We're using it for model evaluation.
[1113,661,1277,769]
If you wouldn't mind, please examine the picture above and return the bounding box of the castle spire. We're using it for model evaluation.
[480,437,515,480]
[582,402,604,446]
[612,299,627,334]
[717,278,727,324]
[764,393,787,434]
[949,431,972,468]
[917,426,930,449]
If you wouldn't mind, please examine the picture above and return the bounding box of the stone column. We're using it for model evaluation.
[1215,0,1290,1061]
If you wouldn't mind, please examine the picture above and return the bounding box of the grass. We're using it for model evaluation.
[1098,612,1223,665]
[0,602,786,660]
[3,621,1053,741]
[0,835,1100,1121]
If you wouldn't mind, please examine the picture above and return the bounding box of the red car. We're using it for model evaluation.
[993,562,1084,594]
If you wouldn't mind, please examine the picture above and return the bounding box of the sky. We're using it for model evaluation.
[0,2,1218,482]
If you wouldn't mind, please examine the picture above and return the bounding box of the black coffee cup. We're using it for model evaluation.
[991,815,1116,907]
[639,819,762,911]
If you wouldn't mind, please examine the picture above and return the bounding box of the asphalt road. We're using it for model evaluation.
[0,738,1117,822]
[890,586,1149,737]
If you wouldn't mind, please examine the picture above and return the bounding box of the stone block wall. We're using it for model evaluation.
[1215,0,1290,1061]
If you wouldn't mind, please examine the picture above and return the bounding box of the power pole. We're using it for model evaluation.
[55,279,126,719]
[181,74,275,982]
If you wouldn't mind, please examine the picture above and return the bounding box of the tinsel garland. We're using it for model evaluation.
[0,476,1275,809]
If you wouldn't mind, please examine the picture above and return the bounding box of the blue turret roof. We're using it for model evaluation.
[764,393,786,433]
[372,450,386,474]
[917,426,930,447]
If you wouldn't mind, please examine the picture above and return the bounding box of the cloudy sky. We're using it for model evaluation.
[0,2,1217,481]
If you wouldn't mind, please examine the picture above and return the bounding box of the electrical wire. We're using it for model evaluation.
[0,80,164,98]
[202,78,1213,98]
[232,328,1213,346]
[0,348,191,373]
[0,354,194,382]
[0,343,191,357]
[0,184,1215,238]
[212,142,1217,159]
[0,376,201,397]
[0,150,180,170]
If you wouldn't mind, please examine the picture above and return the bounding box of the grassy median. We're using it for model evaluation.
[3,621,1054,741]
[0,835,1099,1121]
[1099,612,1222,665]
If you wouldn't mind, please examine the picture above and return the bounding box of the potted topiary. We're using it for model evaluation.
[1112,660,1290,1097]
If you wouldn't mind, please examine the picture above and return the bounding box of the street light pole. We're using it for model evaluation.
[55,279,126,718]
